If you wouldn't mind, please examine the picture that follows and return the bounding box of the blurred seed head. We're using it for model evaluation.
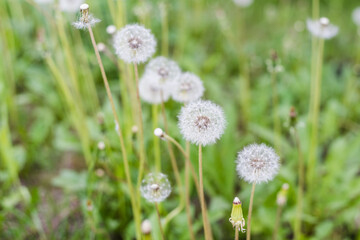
[145,57,181,84]
[352,7,360,26]
[233,0,253,8]
[276,183,289,206]
[95,168,105,177]
[97,141,105,150]
[113,24,156,64]
[307,17,339,39]
[97,43,106,52]
[60,0,85,13]
[236,143,280,184]
[139,73,171,104]
[178,100,226,146]
[171,72,204,103]
[132,125,139,133]
[141,219,152,235]
[106,25,117,35]
[140,173,171,203]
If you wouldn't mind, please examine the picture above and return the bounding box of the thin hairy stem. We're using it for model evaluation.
[87,26,141,240]
[273,205,282,240]
[246,182,256,240]
[199,144,209,239]
[294,128,304,240]
[155,203,165,240]
[235,227,239,240]
[152,104,161,172]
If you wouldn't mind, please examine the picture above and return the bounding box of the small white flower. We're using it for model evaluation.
[139,73,171,104]
[72,4,100,30]
[171,72,204,103]
[113,24,156,64]
[60,0,84,13]
[233,0,253,7]
[106,25,117,35]
[140,173,171,203]
[178,100,226,146]
[306,17,339,39]
[352,7,360,26]
[145,56,181,84]
[236,143,280,184]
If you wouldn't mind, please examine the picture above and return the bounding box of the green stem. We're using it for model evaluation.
[198,144,209,239]
[185,141,196,240]
[271,71,281,154]
[152,104,161,172]
[273,205,282,240]
[155,203,165,240]
[246,182,256,240]
[294,128,304,240]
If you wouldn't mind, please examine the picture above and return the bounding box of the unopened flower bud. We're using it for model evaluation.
[289,107,297,128]
[276,183,289,206]
[229,197,246,233]
[154,128,164,139]
[141,219,152,235]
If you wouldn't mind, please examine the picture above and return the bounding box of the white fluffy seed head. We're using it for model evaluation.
[97,43,106,52]
[106,25,117,35]
[140,173,171,203]
[60,0,84,12]
[80,3,89,10]
[306,18,339,39]
[141,219,152,235]
[171,72,204,103]
[113,24,156,64]
[145,56,181,83]
[178,100,226,146]
[236,143,280,184]
[352,7,360,26]
[139,73,171,104]
[233,0,253,7]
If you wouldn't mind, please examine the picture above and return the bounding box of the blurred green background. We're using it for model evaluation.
[1,0,360,239]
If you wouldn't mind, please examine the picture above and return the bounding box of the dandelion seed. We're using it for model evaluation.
[306,17,339,39]
[140,173,171,203]
[113,24,156,64]
[106,25,117,35]
[233,0,253,7]
[145,56,181,84]
[139,74,171,104]
[60,0,84,13]
[236,143,280,184]
[172,72,204,103]
[178,100,226,146]
[72,4,100,30]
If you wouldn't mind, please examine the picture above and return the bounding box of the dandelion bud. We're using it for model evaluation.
[140,173,171,203]
[72,3,100,30]
[229,197,246,233]
[86,199,93,212]
[307,17,338,39]
[276,183,289,206]
[178,100,226,146]
[236,143,280,184]
[132,125,139,133]
[289,107,297,128]
[95,168,105,177]
[106,25,117,35]
[171,72,204,103]
[141,219,152,235]
[97,43,106,52]
[97,141,105,150]
[154,128,164,139]
[113,24,156,64]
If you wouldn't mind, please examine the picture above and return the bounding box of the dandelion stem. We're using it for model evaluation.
[134,63,147,191]
[199,144,209,239]
[185,141,196,240]
[271,71,281,154]
[307,38,324,197]
[155,202,165,240]
[273,205,282,240]
[152,104,161,172]
[246,182,256,240]
[87,25,142,240]
[235,227,239,240]
[294,128,304,240]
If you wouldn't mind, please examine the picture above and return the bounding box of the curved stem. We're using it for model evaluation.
[87,26,141,240]
[246,182,256,240]
[155,203,165,240]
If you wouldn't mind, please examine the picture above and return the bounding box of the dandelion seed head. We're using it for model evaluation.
[145,57,181,84]
[72,4,100,30]
[307,17,339,39]
[139,73,171,104]
[141,219,152,235]
[113,24,156,64]
[172,72,204,103]
[140,173,171,203]
[233,0,253,7]
[352,7,360,26]
[60,0,84,13]
[236,143,280,184]
[178,100,226,146]
[106,25,117,35]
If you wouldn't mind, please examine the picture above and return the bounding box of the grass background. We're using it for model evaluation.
[1,0,360,239]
